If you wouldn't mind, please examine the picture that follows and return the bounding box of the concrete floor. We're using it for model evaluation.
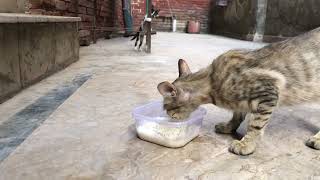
[0,32,319,180]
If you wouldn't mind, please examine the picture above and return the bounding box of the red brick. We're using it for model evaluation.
[55,0,67,10]
[29,9,46,15]
[79,14,94,22]
[78,6,86,14]
[79,30,91,37]
[67,3,76,13]
[29,0,42,9]
[78,0,94,8]
[87,8,94,15]
[79,21,92,30]
[64,12,77,17]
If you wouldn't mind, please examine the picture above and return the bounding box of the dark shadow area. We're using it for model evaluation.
[209,0,256,40]
[265,0,320,38]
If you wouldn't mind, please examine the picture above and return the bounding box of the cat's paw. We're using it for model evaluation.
[215,122,234,134]
[229,139,256,156]
[306,136,320,150]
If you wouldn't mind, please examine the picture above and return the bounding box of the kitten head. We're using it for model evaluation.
[157,59,198,120]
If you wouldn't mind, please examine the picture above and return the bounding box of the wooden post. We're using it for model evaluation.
[146,0,152,53]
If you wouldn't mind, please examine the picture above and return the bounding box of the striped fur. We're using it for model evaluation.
[158,27,320,155]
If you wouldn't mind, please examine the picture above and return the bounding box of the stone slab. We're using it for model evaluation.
[0,24,21,101]
[19,23,56,87]
[0,13,81,23]
[0,0,25,13]
[55,23,79,68]
[0,21,80,102]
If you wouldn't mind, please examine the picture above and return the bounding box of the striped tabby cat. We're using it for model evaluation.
[158,27,320,155]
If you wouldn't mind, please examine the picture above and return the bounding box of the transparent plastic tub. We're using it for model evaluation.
[132,100,207,148]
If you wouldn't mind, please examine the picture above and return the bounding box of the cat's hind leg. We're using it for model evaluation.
[306,131,320,150]
[215,112,246,134]
[135,34,139,47]
[138,34,145,51]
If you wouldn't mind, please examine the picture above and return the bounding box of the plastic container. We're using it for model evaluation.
[187,20,201,34]
[172,16,177,32]
[132,100,207,148]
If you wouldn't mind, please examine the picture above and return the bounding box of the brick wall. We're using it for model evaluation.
[27,0,118,45]
[131,0,146,29]
[114,1,124,30]
[27,0,214,43]
[132,0,213,33]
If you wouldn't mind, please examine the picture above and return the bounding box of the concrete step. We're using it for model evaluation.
[0,13,81,103]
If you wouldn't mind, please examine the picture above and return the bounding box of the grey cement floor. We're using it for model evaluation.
[0,32,319,180]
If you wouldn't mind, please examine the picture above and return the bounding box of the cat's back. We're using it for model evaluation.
[210,27,320,106]
[234,28,320,105]
[212,27,320,83]
[255,27,320,81]
[256,27,320,60]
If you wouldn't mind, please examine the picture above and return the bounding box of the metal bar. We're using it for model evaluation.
[146,0,152,53]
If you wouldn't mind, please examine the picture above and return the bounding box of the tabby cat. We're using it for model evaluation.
[157,27,320,155]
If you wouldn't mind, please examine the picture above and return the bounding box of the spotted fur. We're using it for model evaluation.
[158,27,320,155]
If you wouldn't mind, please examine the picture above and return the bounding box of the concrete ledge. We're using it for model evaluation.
[0,18,79,103]
[0,13,81,23]
[0,0,25,13]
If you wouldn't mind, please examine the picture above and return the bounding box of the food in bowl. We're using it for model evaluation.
[132,100,207,148]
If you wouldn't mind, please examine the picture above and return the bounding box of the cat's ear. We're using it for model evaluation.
[157,81,177,97]
[178,59,191,77]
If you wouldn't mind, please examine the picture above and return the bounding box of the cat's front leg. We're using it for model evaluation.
[215,112,246,134]
[229,90,278,155]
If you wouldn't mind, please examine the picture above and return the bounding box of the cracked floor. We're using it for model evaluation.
[0,32,319,180]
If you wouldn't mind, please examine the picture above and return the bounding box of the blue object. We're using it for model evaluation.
[122,0,133,35]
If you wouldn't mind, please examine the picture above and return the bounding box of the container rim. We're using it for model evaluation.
[132,100,207,126]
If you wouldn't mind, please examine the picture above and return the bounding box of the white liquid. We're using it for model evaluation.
[136,121,200,148]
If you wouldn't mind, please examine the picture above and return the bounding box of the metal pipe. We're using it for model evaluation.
[122,0,133,36]
[146,0,152,53]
